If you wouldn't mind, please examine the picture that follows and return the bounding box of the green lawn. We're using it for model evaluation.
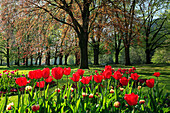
[0,64,170,105]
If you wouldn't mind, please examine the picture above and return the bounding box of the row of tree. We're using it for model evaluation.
[0,0,169,68]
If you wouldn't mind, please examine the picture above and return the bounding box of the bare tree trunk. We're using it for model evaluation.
[115,49,120,64]
[30,55,33,66]
[79,33,88,69]
[65,54,69,65]
[59,54,63,65]
[26,57,28,66]
[93,43,99,65]
[0,59,2,65]
[39,52,42,66]
[125,45,131,65]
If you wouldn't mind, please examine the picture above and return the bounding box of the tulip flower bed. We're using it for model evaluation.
[0,66,169,113]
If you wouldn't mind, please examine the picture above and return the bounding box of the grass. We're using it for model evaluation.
[0,64,170,105]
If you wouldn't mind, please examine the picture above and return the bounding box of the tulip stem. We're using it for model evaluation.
[67,76,68,88]
[133,106,135,113]
[44,80,46,113]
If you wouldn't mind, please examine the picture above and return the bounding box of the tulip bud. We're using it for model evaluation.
[70,88,74,92]
[110,86,113,89]
[25,86,32,91]
[64,95,67,99]
[125,104,128,107]
[6,102,14,110]
[113,101,120,108]
[138,86,142,90]
[82,92,88,97]
[139,100,145,104]
[31,105,40,112]
[120,88,124,92]
[89,94,93,98]
[96,92,99,96]
[55,88,61,93]
[110,89,114,93]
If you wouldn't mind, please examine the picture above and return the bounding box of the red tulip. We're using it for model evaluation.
[69,72,80,82]
[32,105,40,112]
[80,76,91,84]
[153,72,160,77]
[3,70,7,73]
[105,65,112,71]
[131,73,140,80]
[146,78,155,88]
[28,71,36,79]
[132,67,136,70]
[112,71,123,80]
[77,69,85,76]
[64,67,71,75]
[52,67,64,80]
[119,77,129,86]
[94,75,103,83]
[45,76,53,83]
[15,77,27,86]
[36,81,45,88]
[42,68,50,78]
[102,70,112,79]
[129,69,134,73]
[124,93,139,106]
[35,69,43,79]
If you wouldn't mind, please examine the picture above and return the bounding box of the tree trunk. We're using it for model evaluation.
[1,59,2,65]
[30,55,33,66]
[75,51,80,66]
[115,49,120,64]
[79,34,89,69]
[35,57,38,65]
[47,51,50,65]
[59,55,63,65]
[15,60,17,65]
[23,58,25,65]
[65,54,69,65]
[54,57,57,65]
[145,49,151,64]
[125,46,131,65]
[39,52,42,66]
[93,43,99,65]
[17,47,20,66]
[54,46,58,65]
[26,57,28,66]
[7,47,10,67]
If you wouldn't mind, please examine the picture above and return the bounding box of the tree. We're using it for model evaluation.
[139,0,169,64]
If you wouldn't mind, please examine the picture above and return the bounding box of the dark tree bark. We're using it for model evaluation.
[93,43,99,65]
[22,58,25,65]
[75,51,80,66]
[30,55,33,66]
[17,47,20,66]
[26,57,28,66]
[0,59,2,65]
[59,55,63,65]
[54,46,58,65]
[54,57,58,65]
[115,49,120,64]
[145,49,151,64]
[7,42,10,67]
[35,57,38,65]
[39,52,42,66]
[65,54,69,65]
[125,45,131,65]
[79,34,88,69]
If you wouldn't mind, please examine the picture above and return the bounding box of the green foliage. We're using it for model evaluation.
[152,47,170,63]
